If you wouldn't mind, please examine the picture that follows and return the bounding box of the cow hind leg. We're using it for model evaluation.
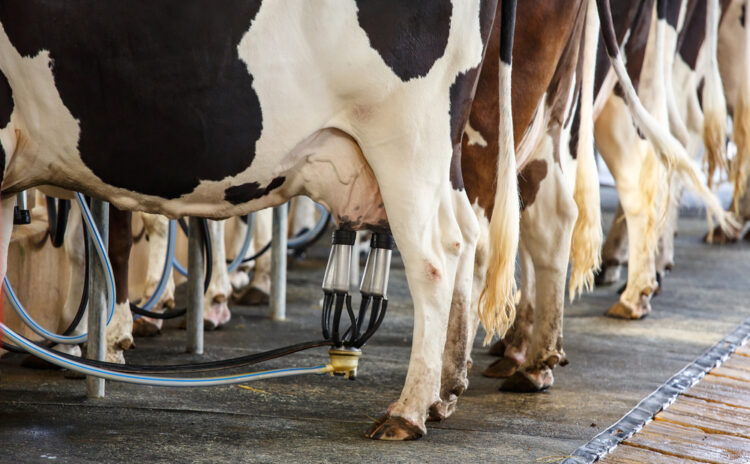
[484,240,534,378]
[428,191,480,422]
[501,154,577,393]
[363,157,470,440]
[596,97,660,320]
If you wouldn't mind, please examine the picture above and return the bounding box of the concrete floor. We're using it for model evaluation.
[2,201,750,463]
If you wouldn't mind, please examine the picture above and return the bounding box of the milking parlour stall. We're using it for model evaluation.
[2,0,750,463]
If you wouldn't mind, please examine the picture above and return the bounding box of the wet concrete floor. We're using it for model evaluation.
[2,200,750,463]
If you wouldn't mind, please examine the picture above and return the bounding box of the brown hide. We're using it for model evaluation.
[462,0,585,218]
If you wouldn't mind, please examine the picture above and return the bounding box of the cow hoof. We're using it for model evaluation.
[133,318,162,337]
[229,272,251,292]
[499,368,553,393]
[483,356,520,378]
[488,339,506,357]
[365,415,424,441]
[233,286,270,306]
[204,302,232,330]
[606,300,650,320]
[594,263,621,287]
[704,225,740,244]
[427,397,457,422]
[21,355,62,370]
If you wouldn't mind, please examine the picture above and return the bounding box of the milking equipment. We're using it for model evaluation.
[2,191,393,389]
[13,191,30,225]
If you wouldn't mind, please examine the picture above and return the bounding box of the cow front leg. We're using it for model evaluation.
[501,159,576,393]
[233,208,272,306]
[364,185,464,440]
[0,196,15,352]
[133,214,175,337]
[203,220,232,330]
[428,190,479,422]
[105,206,135,363]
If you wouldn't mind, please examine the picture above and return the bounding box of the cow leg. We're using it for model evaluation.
[501,152,576,392]
[290,195,317,237]
[429,192,483,422]
[53,203,86,358]
[132,214,175,337]
[484,238,534,378]
[0,196,15,355]
[596,202,628,286]
[225,217,251,291]
[596,96,660,320]
[365,181,475,440]
[105,206,134,363]
[203,220,232,330]
[234,208,272,306]
[655,178,680,282]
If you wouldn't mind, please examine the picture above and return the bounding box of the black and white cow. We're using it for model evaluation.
[0,1,521,440]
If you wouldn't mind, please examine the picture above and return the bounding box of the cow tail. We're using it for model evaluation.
[569,0,603,301]
[595,0,736,233]
[731,0,750,214]
[478,0,519,344]
[703,0,729,192]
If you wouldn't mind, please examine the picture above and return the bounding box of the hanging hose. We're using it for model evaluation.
[172,218,213,287]
[227,213,255,273]
[2,193,115,345]
[1,221,90,354]
[137,218,212,320]
[232,205,332,266]
[46,197,71,249]
[129,220,181,320]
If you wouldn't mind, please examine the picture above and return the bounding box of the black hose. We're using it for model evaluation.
[10,339,334,374]
[231,212,332,265]
[46,198,71,249]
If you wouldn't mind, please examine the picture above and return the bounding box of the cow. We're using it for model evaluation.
[131,201,320,337]
[462,0,733,396]
[704,0,750,242]
[1,192,134,364]
[451,0,602,397]
[591,0,734,319]
[596,0,740,318]
[0,0,520,440]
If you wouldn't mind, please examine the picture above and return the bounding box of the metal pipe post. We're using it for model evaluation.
[86,199,108,398]
[270,203,288,321]
[350,232,360,288]
[186,217,204,354]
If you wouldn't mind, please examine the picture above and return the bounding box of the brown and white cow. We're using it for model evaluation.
[596,0,743,319]
[452,0,602,396]
[593,0,734,319]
